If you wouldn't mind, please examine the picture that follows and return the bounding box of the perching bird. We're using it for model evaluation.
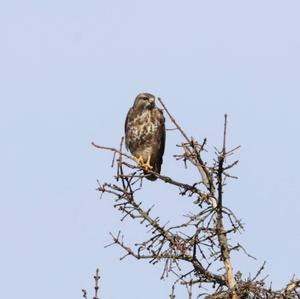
[125,92,165,180]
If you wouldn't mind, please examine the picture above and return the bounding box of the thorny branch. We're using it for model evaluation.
[93,98,300,298]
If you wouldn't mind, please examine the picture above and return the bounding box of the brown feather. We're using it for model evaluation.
[125,94,165,181]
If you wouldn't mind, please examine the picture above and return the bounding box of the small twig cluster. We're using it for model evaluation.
[82,269,100,299]
[92,99,300,299]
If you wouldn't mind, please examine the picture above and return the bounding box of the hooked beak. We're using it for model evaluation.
[148,97,155,108]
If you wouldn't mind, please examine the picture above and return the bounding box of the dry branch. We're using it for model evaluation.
[93,98,300,299]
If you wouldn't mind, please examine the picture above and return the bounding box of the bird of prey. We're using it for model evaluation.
[125,92,165,181]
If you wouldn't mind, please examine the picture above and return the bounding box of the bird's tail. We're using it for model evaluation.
[144,162,161,181]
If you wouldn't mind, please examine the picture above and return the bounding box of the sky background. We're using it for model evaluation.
[1,1,300,298]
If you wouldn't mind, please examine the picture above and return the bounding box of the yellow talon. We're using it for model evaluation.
[134,155,153,170]
[134,156,144,166]
[143,155,153,170]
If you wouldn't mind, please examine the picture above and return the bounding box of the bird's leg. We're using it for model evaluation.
[134,155,153,170]
[143,155,153,170]
[134,155,145,166]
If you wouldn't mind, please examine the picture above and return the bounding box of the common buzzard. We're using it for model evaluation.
[125,93,165,181]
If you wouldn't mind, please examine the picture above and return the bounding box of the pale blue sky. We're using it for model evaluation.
[0,1,299,298]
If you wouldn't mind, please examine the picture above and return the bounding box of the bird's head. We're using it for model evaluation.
[133,92,156,111]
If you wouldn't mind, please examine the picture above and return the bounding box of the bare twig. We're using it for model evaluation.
[215,115,237,299]
[93,268,100,299]
[157,97,211,189]
[82,269,101,299]
[82,289,87,299]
